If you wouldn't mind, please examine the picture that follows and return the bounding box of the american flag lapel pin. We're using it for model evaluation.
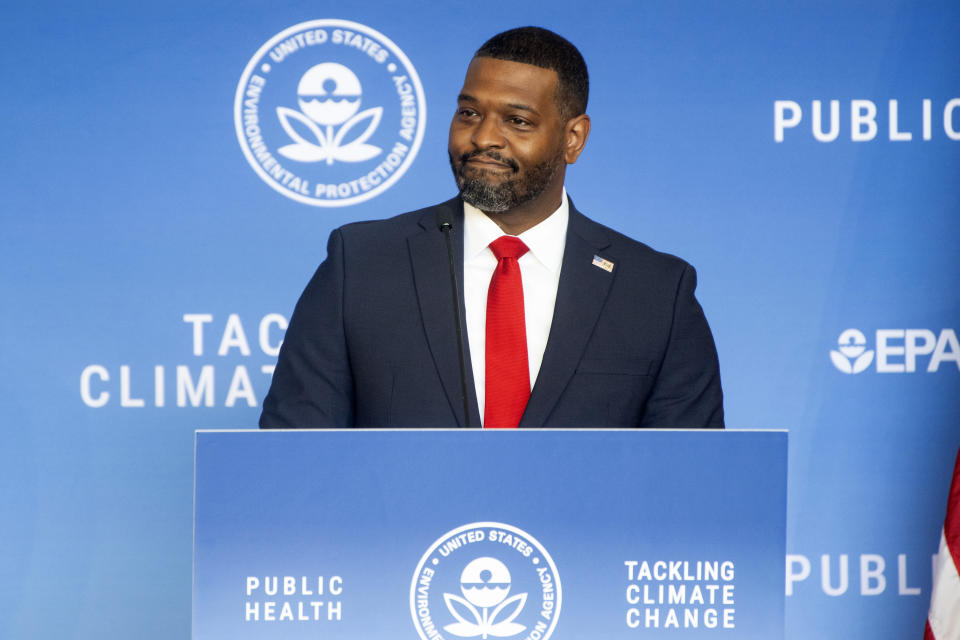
[592,255,614,273]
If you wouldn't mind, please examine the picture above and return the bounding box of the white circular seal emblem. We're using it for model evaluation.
[234,19,426,207]
[411,522,562,640]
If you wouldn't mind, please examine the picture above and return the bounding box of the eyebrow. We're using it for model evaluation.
[457,93,540,116]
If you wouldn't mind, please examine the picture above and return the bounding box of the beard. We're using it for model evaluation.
[449,148,564,213]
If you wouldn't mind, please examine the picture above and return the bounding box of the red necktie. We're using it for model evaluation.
[485,236,530,428]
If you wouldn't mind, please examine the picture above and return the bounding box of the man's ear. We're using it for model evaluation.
[564,114,591,164]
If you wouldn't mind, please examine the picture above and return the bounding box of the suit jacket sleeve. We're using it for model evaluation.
[259,229,354,428]
[640,263,724,428]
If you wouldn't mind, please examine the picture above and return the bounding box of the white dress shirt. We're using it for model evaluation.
[463,190,569,425]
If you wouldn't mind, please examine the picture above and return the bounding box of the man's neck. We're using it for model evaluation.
[482,183,565,236]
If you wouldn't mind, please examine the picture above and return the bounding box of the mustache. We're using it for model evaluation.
[458,149,519,172]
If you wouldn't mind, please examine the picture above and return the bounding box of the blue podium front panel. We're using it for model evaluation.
[194,429,786,639]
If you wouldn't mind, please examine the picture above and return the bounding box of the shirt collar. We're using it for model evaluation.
[463,189,569,273]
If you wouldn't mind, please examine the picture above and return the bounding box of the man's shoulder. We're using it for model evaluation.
[335,196,459,242]
[571,205,693,277]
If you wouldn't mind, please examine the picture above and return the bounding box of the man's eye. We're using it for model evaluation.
[509,117,530,127]
[457,108,477,118]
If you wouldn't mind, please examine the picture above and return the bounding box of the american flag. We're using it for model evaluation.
[926,447,960,640]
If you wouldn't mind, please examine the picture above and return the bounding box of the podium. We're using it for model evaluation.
[193,429,786,639]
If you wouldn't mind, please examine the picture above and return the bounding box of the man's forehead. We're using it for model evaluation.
[459,57,559,105]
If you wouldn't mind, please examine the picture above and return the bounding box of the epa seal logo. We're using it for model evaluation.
[830,328,874,374]
[411,522,561,640]
[234,19,426,207]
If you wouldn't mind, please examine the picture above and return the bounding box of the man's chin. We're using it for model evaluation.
[452,161,528,212]
[463,199,510,213]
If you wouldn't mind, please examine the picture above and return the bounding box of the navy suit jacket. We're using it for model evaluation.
[260,197,723,429]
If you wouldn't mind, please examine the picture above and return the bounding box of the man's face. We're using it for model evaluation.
[448,56,567,212]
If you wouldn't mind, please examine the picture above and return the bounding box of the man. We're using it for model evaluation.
[260,26,723,429]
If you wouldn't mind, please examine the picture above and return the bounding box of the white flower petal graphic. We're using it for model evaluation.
[443,621,484,638]
[489,592,526,626]
[333,107,382,148]
[332,143,381,163]
[277,106,328,148]
[830,350,853,374]
[853,351,874,373]
[277,142,329,163]
[444,592,483,626]
[488,622,526,637]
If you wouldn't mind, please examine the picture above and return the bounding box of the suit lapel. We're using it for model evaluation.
[408,198,481,428]
[520,206,614,427]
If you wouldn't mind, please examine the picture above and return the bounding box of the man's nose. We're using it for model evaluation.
[471,116,505,149]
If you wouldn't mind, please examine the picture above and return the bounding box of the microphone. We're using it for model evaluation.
[437,210,473,428]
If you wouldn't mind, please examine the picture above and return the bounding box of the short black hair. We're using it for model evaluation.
[475,26,589,120]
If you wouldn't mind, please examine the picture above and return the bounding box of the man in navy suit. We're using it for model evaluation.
[260,27,723,429]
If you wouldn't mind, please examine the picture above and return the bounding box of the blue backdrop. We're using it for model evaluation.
[2,1,958,638]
